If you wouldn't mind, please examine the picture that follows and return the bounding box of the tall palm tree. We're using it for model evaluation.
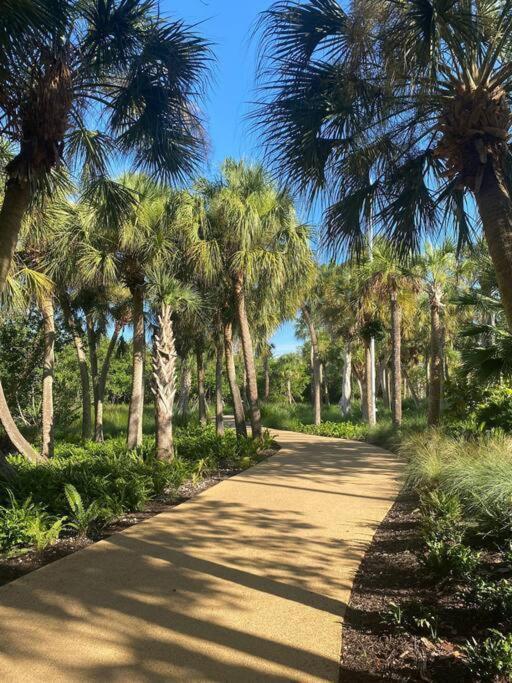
[413,243,456,426]
[361,240,420,427]
[147,268,200,460]
[256,0,512,331]
[0,0,211,297]
[194,160,314,438]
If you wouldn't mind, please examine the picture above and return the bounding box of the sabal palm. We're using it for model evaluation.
[412,243,457,425]
[257,0,512,330]
[81,175,193,448]
[0,0,210,296]
[193,159,314,438]
[147,267,200,460]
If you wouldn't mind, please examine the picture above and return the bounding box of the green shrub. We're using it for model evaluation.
[422,538,480,581]
[463,630,512,681]
[300,421,369,440]
[469,577,512,620]
[64,484,101,537]
[420,490,464,544]
[0,492,65,555]
[475,387,512,433]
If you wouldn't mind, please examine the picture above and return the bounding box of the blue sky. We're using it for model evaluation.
[161,0,307,356]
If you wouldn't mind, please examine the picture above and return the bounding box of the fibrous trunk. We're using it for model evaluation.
[223,321,247,438]
[152,304,176,460]
[234,275,261,438]
[127,286,145,449]
[41,291,55,458]
[0,179,30,293]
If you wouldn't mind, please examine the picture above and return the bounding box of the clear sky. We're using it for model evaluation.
[161,0,306,356]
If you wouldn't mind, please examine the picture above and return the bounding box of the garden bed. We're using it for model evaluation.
[341,495,494,682]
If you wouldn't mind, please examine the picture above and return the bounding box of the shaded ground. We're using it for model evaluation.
[0,430,402,682]
[340,495,487,681]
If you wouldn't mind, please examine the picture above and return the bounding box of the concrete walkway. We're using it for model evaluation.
[0,430,402,682]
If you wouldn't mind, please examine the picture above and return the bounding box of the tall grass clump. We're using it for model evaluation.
[403,430,512,537]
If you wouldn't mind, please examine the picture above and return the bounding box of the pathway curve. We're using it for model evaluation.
[0,430,403,682]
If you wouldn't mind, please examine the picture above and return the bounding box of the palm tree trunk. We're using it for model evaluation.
[86,314,99,417]
[403,366,420,408]
[339,345,352,416]
[263,352,270,401]
[234,275,262,438]
[390,290,402,428]
[0,178,30,293]
[60,292,92,441]
[287,378,293,405]
[364,340,376,427]
[302,306,321,425]
[177,360,191,416]
[321,362,330,405]
[152,304,176,460]
[95,323,121,442]
[127,286,145,449]
[428,299,444,426]
[196,349,207,427]
[223,321,247,438]
[475,164,512,331]
[0,378,39,461]
[40,292,55,458]
[215,330,224,436]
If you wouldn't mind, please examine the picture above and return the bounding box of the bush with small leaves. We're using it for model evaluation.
[420,490,465,544]
[469,577,512,620]
[463,629,512,681]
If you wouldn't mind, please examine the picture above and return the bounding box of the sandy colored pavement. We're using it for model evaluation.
[0,430,402,682]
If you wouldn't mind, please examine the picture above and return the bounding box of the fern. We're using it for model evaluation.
[64,484,100,537]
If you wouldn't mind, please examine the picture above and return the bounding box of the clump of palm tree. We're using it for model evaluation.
[193,159,314,438]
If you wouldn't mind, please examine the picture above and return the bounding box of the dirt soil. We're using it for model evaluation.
[340,494,488,682]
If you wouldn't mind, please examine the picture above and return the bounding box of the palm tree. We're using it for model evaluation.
[194,160,314,438]
[0,244,51,461]
[300,303,322,425]
[0,0,210,297]
[148,268,200,460]
[361,241,420,427]
[413,244,457,426]
[256,0,512,331]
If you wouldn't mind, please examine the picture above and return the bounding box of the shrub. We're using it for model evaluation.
[420,490,464,544]
[475,387,512,432]
[300,421,369,440]
[469,577,512,620]
[0,492,65,555]
[421,539,480,581]
[64,484,101,537]
[463,630,512,681]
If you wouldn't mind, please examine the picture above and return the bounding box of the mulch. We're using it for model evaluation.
[340,494,492,682]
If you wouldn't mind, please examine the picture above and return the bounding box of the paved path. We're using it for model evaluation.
[0,430,403,682]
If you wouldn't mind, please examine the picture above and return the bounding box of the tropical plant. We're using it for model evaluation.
[256,0,512,336]
[0,0,211,299]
